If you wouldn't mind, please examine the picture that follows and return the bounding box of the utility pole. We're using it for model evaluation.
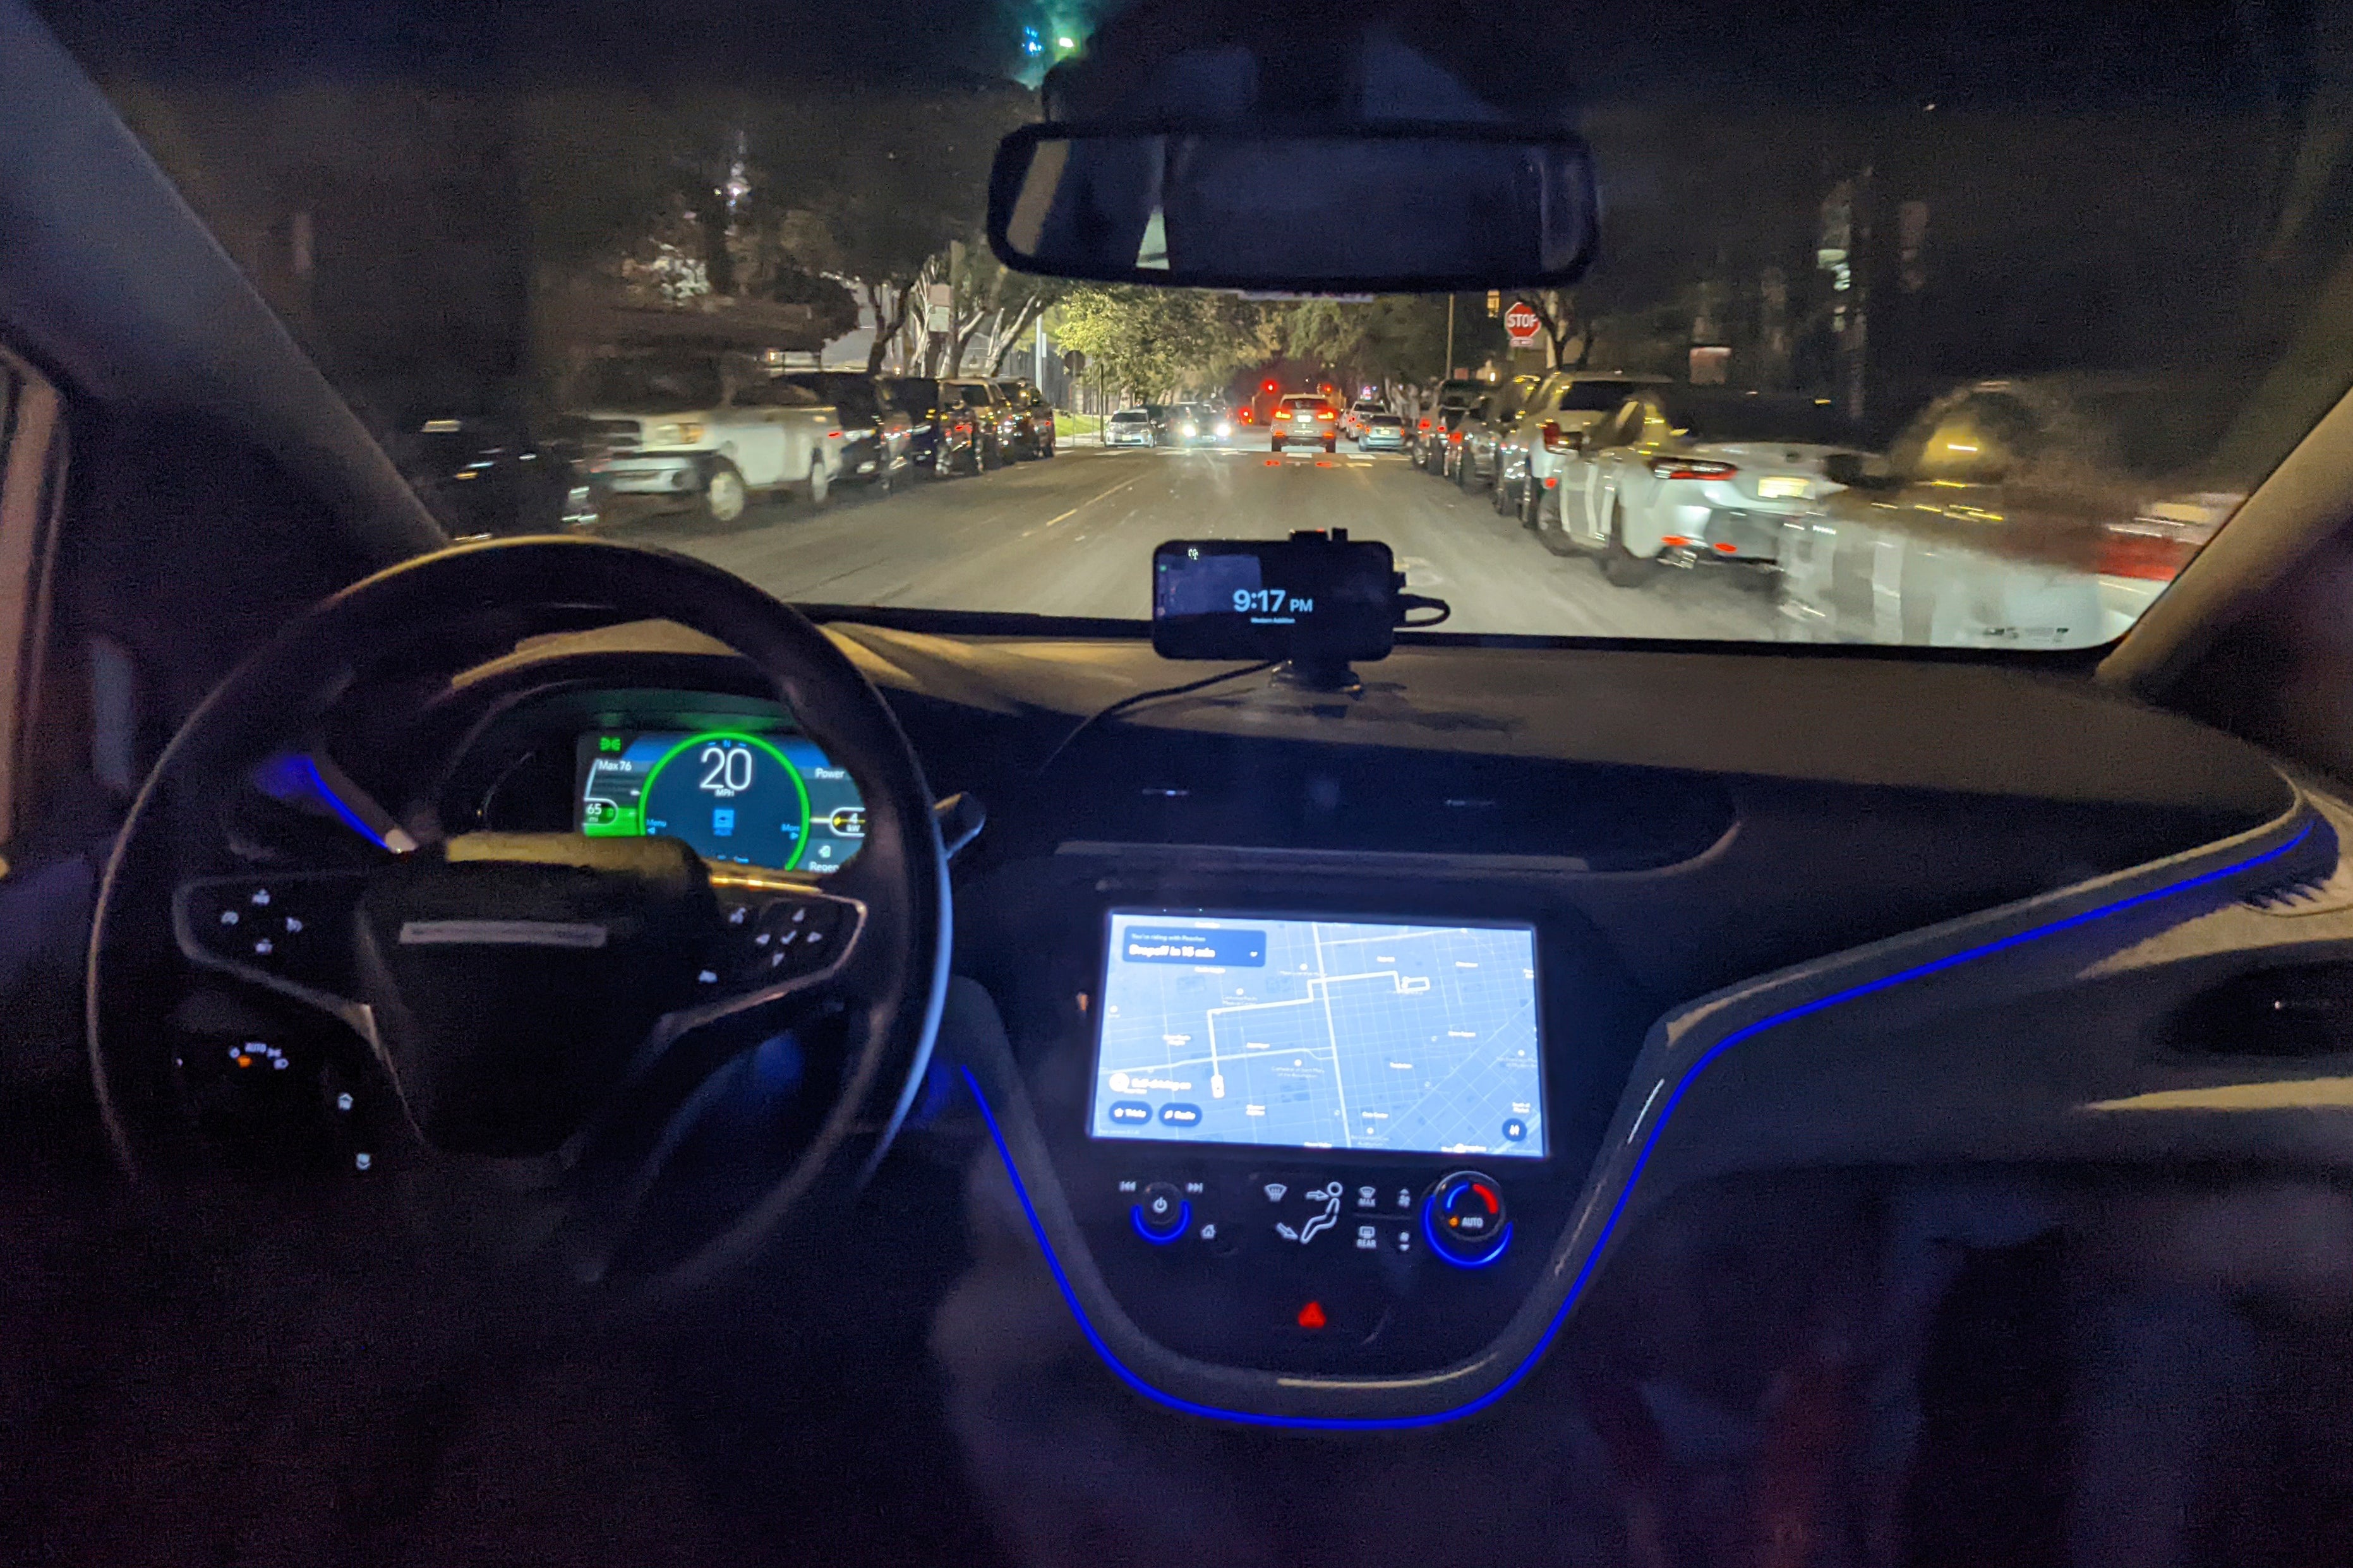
[1444,294,1457,378]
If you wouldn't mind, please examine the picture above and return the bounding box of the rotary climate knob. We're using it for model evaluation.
[1424,1170,1510,1266]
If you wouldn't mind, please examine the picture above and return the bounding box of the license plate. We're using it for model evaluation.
[1757,476,1810,498]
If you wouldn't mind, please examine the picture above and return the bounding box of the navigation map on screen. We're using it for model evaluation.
[1090,912,1545,1158]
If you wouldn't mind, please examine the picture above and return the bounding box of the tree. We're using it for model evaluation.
[1050,287,1274,400]
[1285,296,1485,388]
[930,244,1070,375]
[755,81,1035,372]
[1520,289,1592,369]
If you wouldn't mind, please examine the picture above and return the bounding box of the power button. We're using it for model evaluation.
[1131,1181,1189,1244]
[1424,1170,1510,1267]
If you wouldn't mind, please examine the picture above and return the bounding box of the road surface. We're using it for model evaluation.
[608,433,1783,640]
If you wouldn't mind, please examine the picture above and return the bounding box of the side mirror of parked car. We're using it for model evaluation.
[988,123,1599,292]
[1824,452,1903,490]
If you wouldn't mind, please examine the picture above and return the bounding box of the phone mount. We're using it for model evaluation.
[1152,530,1450,691]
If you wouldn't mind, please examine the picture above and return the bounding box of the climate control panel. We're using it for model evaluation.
[1076,1154,1565,1376]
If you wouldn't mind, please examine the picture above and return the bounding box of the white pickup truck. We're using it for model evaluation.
[567,356,848,522]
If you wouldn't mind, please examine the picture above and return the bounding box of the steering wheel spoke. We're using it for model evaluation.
[173,870,378,1042]
[670,870,867,1031]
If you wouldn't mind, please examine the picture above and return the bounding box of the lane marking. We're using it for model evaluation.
[1040,474,1144,527]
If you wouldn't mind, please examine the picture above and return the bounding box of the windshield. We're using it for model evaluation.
[41,0,2353,649]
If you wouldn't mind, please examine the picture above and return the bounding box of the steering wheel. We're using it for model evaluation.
[86,537,951,1295]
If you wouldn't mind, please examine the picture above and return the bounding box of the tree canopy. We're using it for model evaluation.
[1051,288,1280,399]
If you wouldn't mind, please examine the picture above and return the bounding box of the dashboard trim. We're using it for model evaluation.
[964,804,2326,1430]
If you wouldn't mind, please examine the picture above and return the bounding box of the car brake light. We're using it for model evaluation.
[1418,418,1431,430]
[826,430,843,439]
[1539,421,1570,453]
[2096,530,2199,582]
[1317,409,1334,420]
[1649,457,1739,480]
[1449,430,1464,443]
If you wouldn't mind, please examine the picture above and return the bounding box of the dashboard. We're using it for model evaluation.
[312,623,2346,1425]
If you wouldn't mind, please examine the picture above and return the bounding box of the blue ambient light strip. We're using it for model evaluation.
[962,817,2320,1432]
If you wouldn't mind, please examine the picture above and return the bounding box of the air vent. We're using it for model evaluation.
[2170,964,2353,1058]
[1060,734,1735,872]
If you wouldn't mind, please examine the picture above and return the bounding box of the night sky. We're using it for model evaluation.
[35,0,2275,111]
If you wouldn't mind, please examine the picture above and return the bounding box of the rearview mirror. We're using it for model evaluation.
[988,122,1599,292]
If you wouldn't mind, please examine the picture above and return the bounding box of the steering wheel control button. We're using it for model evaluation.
[178,875,364,995]
[1132,1182,1189,1243]
[707,894,855,992]
[1425,1170,1512,1267]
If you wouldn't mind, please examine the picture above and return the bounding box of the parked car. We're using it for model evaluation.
[771,371,912,491]
[1342,399,1383,438]
[884,376,984,479]
[994,380,1058,458]
[566,354,845,522]
[1778,376,2228,644]
[941,378,1014,469]
[1505,371,1671,525]
[1106,407,1158,448]
[1412,378,1483,469]
[1536,389,1863,585]
[395,411,598,539]
[1167,402,1232,446]
[1451,378,1539,491]
[1356,412,1407,452]
[1270,392,1338,452]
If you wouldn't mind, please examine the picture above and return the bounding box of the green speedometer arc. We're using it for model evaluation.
[637,729,814,870]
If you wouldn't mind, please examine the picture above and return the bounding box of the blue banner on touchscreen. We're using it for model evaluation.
[1091,912,1545,1158]
[1121,927,1267,967]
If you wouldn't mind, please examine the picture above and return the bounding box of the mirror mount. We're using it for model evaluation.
[987,119,1599,294]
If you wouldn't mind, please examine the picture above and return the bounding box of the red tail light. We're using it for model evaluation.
[1449,430,1464,443]
[1317,409,1335,421]
[1418,418,1431,431]
[1539,420,1572,453]
[1648,457,1739,481]
[2096,530,2199,582]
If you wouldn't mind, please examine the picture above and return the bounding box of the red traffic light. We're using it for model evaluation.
[1262,380,1278,393]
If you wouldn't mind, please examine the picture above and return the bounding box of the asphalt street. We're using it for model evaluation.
[611,432,1783,639]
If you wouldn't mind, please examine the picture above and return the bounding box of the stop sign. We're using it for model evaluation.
[1503,301,1543,345]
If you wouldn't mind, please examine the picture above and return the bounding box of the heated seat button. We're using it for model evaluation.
[1132,1181,1188,1243]
[1425,1170,1511,1266]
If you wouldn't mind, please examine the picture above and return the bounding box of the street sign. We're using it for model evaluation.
[1503,301,1543,345]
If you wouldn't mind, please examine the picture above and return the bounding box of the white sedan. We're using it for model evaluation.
[1537,391,1861,586]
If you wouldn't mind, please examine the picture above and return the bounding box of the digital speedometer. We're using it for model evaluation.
[575,727,865,872]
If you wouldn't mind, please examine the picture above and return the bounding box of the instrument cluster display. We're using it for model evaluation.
[575,727,865,873]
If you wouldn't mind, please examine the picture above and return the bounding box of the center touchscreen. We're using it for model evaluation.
[1090,911,1545,1158]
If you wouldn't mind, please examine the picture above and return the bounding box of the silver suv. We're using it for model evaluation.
[1495,371,1671,525]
